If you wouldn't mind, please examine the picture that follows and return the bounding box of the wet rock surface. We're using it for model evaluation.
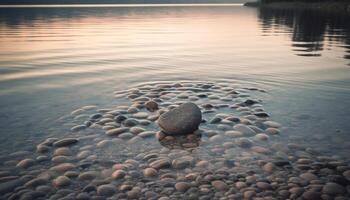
[0,81,349,200]
[158,102,202,135]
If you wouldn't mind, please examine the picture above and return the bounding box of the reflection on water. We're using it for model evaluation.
[258,7,350,61]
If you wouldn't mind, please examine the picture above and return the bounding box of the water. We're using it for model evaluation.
[0,4,350,198]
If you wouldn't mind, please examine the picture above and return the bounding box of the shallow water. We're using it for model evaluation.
[0,4,350,199]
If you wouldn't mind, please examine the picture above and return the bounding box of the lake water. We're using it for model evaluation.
[0,4,350,199]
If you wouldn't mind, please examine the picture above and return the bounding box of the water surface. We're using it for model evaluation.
[0,4,349,156]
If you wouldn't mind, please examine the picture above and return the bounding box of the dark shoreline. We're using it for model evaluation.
[244,1,350,13]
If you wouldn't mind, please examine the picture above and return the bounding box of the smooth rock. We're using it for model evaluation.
[53,138,78,147]
[158,102,202,135]
[97,184,116,197]
[143,168,157,177]
[106,127,129,136]
[149,159,171,169]
[211,180,228,191]
[175,182,191,192]
[233,124,256,136]
[172,156,194,169]
[16,159,35,168]
[112,170,126,179]
[53,176,71,187]
[322,182,345,195]
[145,100,159,112]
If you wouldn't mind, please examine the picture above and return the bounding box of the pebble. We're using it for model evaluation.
[256,182,272,190]
[263,162,275,173]
[145,100,159,112]
[112,170,126,179]
[53,176,71,187]
[24,177,48,188]
[50,163,76,172]
[265,127,280,135]
[243,190,256,199]
[158,102,202,135]
[149,159,171,169]
[322,182,345,195]
[175,182,191,192]
[53,138,78,147]
[138,131,156,138]
[97,184,116,197]
[16,159,35,168]
[78,171,98,181]
[123,118,139,127]
[254,133,269,141]
[118,132,134,139]
[172,156,194,169]
[211,180,228,191]
[225,130,243,137]
[302,191,322,200]
[143,168,157,177]
[133,112,148,119]
[236,138,253,148]
[106,127,129,136]
[71,125,86,132]
[53,147,72,156]
[300,172,318,182]
[263,121,281,128]
[233,124,256,136]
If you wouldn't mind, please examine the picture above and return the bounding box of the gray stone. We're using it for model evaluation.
[322,182,345,195]
[16,159,35,168]
[233,124,256,136]
[145,100,159,112]
[53,138,78,147]
[150,159,171,169]
[175,182,191,192]
[158,102,202,135]
[53,176,71,187]
[106,127,129,136]
[211,180,228,191]
[97,184,116,197]
[143,168,157,177]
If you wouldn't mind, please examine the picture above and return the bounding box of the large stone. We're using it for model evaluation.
[322,182,345,195]
[158,102,202,135]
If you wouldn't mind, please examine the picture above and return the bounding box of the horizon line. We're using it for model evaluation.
[0,3,244,8]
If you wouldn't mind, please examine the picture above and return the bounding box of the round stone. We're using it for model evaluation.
[172,156,194,169]
[112,170,126,179]
[53,138,78,147]
[256,182,272,190]
[50,163,76,173]
[255,133,269,141]
[143,168,157,177]
[53,176,71,188]
[211,180,228,191]
[97,184,116,197]
[149,159,171,169]
[322,182,345,195]
[175,182,191,192]
[302,191,321,200]
[300,173,318,182]
[145,100,159,112]
[158,102,202,135]
[106,127,129,136]
[236,138,253,148]
[16,159,35,168]
[233,124,256,136]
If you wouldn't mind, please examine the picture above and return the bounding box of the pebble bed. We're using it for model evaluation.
[0,81,349,200]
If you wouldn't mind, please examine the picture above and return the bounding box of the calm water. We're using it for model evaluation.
[0,5,350,155]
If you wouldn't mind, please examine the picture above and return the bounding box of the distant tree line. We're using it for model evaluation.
[260,0,350,3]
